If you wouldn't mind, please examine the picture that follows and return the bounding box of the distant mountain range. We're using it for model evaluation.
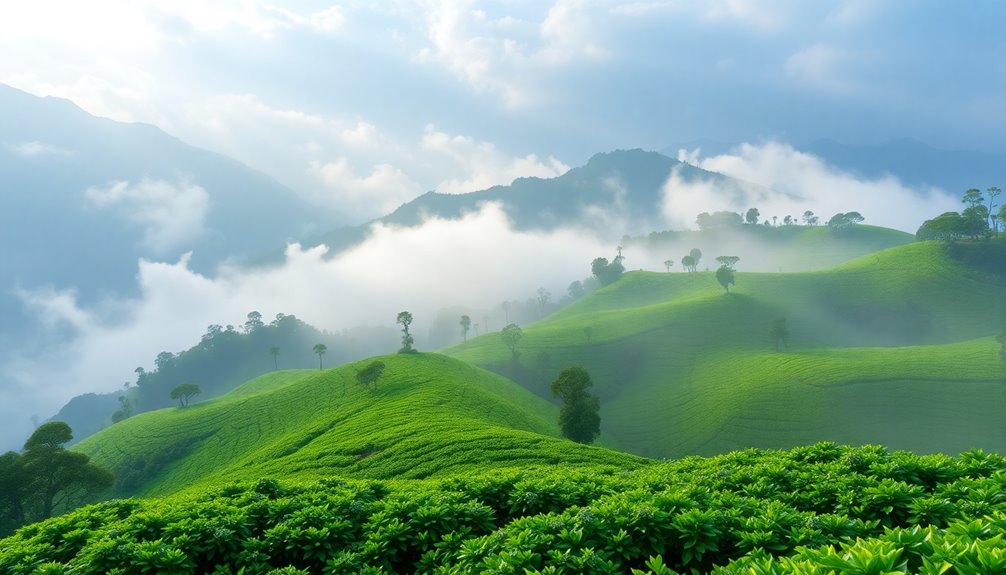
[0,83,336,336]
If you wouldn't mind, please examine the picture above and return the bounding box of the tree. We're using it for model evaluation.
[536,288,551,318]
[987,187,1001,232]
[962,188,985,209]
[501,323,523,365]
[802,210,819,226]
[664,259,674,272]
[0,451,29,533]
[550,367,601,444]
[715,265,735,293]
[999,204,1006,235]
[917,212,967,242]
[715,255,740,269]
[770,318,790,352]
[460,315,471,342]
[783,215,794,226]
[244,310,264,333]
[269,346,280,370]
[681,255,696,272]
[313,343,327,369]
[356,360,386,391]
[591,256,624,286]
[828,211,864,229]
[111,395,133,423]
[397,311,415,353]
[745,207,760,225]
[689,248,703,269]
[170,383,201,407]
[21,422,113,520]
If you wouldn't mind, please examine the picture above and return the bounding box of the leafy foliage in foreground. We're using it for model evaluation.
[8,443,1006,574]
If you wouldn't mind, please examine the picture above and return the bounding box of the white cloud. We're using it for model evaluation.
[4,140,73,157]
[664,142,959,232]
[309,158,425,217]
[3,202,611,447]
[85,178,210,254]
[421,125,569,194]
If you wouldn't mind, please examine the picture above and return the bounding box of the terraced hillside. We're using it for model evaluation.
[77,353,643,498]
[445,241,1006,458]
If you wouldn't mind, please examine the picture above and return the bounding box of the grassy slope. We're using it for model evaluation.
[76,353,643,498]
[445,241,1006,458]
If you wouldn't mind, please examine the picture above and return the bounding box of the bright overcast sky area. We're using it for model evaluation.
[2,1,1005,221]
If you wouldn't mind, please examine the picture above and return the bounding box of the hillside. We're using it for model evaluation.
[445,240,1006,458]
[76,353,643,498]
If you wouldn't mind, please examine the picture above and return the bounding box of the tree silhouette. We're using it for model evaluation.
[19,422,112,522]
[551,367,601,444]
[397,311,415,353]
[689,248,702,269]
[664,259,674,272]
[460,315,471,342]
[170,383,201,407]
[501,323,523,365]
[313,343,327,370]
[716,265,735,293]
[269,346,280,370]
[356,360,386,391]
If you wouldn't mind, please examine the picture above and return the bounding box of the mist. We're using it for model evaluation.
[669,142,960,233]
[0,202,611,450]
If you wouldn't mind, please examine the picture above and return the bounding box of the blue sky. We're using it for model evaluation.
[3,1,1005,220]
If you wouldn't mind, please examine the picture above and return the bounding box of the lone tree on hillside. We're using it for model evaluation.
[681,255,696,272]
[170,383,201,407]
[802,210,819,225]
[715,265,735,293]
[770,318,790,352]
[689,248,703,269]
[15,422,113,523]
[356,360,386,391]
[745,207,760,225]
[500,323,523,365]
[591,255,624,286]
[269,346,280,371]
[460,315,471,342]
[550,367,601,444]
[397,311,416,353]
[313,343,327,370]
[536,288,551,318]
[664,259,674,272]
[828,211,865,229]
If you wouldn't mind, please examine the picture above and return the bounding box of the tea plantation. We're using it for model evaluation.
[446,241,1006,457]
[7,443,1006,573]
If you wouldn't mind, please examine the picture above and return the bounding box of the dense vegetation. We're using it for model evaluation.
[8,444,1006,573]
[50,313,395,444]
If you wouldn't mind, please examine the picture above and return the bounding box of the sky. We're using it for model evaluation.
[1,0,1004,447]
[2,1,1006,221]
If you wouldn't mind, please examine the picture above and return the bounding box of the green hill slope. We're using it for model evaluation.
[77,353,643,498]
[445,241,1006,458]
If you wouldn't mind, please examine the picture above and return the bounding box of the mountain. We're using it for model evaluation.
[0,83,336,335]
[446,239,1006,458]
[300,149,759,256]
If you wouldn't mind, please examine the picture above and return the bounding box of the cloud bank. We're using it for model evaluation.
[666,142,960,232]
[1,202,611,449]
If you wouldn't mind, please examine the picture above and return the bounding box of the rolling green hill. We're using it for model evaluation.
[445,240,1006,458]
[76,353,643,498]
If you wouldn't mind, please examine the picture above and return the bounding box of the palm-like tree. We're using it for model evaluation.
[269,346,280,370]
[313,343,327,370]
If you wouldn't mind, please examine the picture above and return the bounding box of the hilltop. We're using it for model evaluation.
[445,240,1006,458]
[76,353,643,498]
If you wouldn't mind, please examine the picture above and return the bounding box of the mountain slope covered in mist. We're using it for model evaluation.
[0,84,331,333]
[76,353,642,498]
[300,149,759,256]
[446,240,1006,458]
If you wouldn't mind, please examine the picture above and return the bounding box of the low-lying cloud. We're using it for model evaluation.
[1,202,610,449]
[667,142,959,232]
[85,177,210,254]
